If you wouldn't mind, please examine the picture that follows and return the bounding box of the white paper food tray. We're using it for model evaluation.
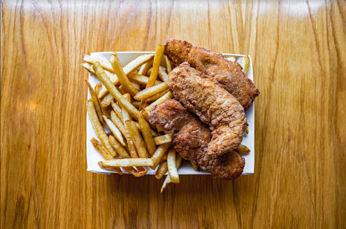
[86,52,255,176]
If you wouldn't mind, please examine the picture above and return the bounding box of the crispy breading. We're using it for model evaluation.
[149,99,245,180]
[164,38,259,110]
[166,63,247,156]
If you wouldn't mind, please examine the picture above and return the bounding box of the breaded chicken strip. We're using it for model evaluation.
[166,63,247,156]
[164,39,259,110]
[149,99,245,180]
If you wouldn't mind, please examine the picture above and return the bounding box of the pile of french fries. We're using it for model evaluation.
[83,43,251,192]
[83,45,181,192]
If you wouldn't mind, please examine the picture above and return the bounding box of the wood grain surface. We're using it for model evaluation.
[1,0,346,228]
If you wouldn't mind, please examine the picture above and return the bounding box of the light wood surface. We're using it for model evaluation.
[1,0,346,228]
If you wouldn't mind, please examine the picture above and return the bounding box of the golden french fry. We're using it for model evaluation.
[147,45,165,88]
[143,89,169,103]
[240,55,250,74]
[91,138,113,160]
[101,107,110,119]
[165,56,173,73]
[150,140,172,169]
[147,67,153,76]
[134,83,168,101]
[100,93,114,108]
[108,135,130,158]
[99,158,154,167]
[130,81,140,90]
[121,94,132,122]
[84,55,114,72]
[122,167,150,177]
[82,63,120,99]
[134,121,158,137]
[140,109,150,122]
[225,56,236,62]
[111,101,123,122]
[235,144,251,155]
[128,73,162,85]
[110,53,139,97]
[158,66,168,82]
[145,91,173,113]
[122,54,154,75]
[167,148,179,183]
[156,124,165,132]
[132,100,141,108]
[103,115,126,146]
[93,62,140,119]
[85,80,104,125]
[154,134,173,145]
[161,153,167,161]
[155,161,168,179]
[117,85,128,94]
[138,59,153,75]
[161,153,182,193]
[94,83,102,96]
[138,115,156,156]
[87,101,117,156]
[110,111,126,135]
[191,162,199,171]
[125,120,149,158]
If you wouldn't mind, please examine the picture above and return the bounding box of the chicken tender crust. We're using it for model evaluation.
[166,63,248,156]
[149,99,245,180]
[164,38,259,110]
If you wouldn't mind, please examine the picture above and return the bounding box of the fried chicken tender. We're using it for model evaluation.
[164,38,259,110]
[149,99,245,180]
[166,63,247,156]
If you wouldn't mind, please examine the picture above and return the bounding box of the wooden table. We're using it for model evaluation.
[1,0,345,228]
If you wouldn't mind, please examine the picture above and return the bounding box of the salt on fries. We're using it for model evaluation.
[83,49,250,192]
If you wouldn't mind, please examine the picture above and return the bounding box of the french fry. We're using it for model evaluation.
[108,135,130,158]
[226,56,236,62]
[156,124,165,132]
[235,144,251,155]
[100,93,114,108]
[94,83,102,96]
[161,153,182,193]
[86,101,116,156]
[110,53,139,97]
[82,63,121,99]
[134,83,168,101]
[121,94,132,122]
[240,55,250,74]
[125,120,149,158]
[85,80,104,125]
[134,121,158,137]
[103,115,126,146]
[84,55,114,72]
[130,81,140,90]
[101,107,110,119]
[150,140,172,169]
[93,62,140,119]
[91,138,113,160]
[138,115,156,156]
[145,91,173,113]
[154,134,173,145]
[128,73,161,85]
[146,45,165,88]
[122,54,154,75]
[147,67,153,76]
[167,148,179,183]
[158,66,168,82]
[122,167,150,177]
[191,162,199,171]
[117,85,128,94]
[138,59,153,75]
[111,101,123,122]
[140,109,150,122]
[132,100,141,109]
[100,165,124,174]
[155,161,168,179]
[99,158,154,167]
[110,111,126,136]
[143,89,169,103]
[165,56,173,73]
